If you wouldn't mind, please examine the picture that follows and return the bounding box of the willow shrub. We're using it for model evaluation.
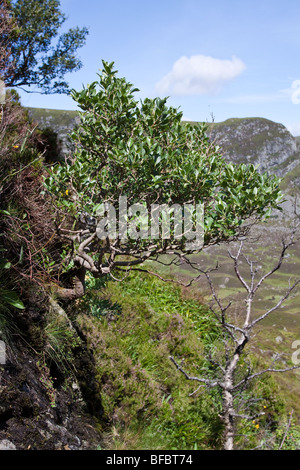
[43,61,283,286]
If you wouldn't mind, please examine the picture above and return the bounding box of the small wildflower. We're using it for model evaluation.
[263,405,267,409]
[65,189,69,195]
[255,424,260,429]
[13,145,19,149]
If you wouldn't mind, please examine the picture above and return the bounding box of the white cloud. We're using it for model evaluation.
[291,80,300,105]
[155,55,246,96]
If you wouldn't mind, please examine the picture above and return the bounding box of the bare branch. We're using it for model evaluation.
[279,410,294,450]
[231,411,265,420]
[234,364,300,390]
[169,356,218,388]
[250,278,300,328]
[253,237,296,294]
[228,241,251,293]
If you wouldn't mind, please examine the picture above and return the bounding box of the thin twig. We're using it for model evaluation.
[279,410,294,450]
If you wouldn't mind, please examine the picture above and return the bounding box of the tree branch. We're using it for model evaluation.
[169,356,218,388]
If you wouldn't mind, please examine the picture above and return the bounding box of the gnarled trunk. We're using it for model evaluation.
[54,266,87,300]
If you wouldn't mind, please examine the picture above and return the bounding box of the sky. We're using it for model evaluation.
[17,0,300,135]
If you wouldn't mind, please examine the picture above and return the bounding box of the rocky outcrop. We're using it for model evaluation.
[208,117,300,177]
[27,107,80,157]
[0,292,103,450]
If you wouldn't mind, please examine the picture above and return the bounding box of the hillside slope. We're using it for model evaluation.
[27,108,300,184]
[5,108,296,449]
[27,107,80,155]
[208,117,300,178]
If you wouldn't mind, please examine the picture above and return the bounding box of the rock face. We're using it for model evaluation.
[0,439,16,450]
[208,117,300,177]
[27,107,80,156]
[0,343,103,450]
[0,292,103,450]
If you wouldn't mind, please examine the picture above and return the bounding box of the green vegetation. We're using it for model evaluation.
[42,61,282,305]
[3,0,88,94]
[0,80,298,447]
[75,271,295,450]
[44,307,81,375]
[1,0,299,448]
[280,162,300,193]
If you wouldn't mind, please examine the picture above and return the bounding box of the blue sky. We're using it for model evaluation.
[18,0,300,135]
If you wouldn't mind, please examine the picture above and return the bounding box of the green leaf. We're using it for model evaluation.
[0,258,11,270]
[43,60,284,253]
[2,291,25,310]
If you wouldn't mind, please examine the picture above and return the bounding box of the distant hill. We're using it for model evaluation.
[207,117,300,177]
[27,108,300,190]
[27,107,80,155]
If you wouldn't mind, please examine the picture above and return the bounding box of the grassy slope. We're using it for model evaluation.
[76,273,288,450]
[149,228,300,419]
[76,275,223,450]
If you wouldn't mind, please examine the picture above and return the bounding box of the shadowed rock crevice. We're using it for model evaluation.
[0,296,103,450]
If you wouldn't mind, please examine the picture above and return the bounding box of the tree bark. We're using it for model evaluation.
[222,350,241,450]
[223,387,235,450]
[54,266,87,300]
